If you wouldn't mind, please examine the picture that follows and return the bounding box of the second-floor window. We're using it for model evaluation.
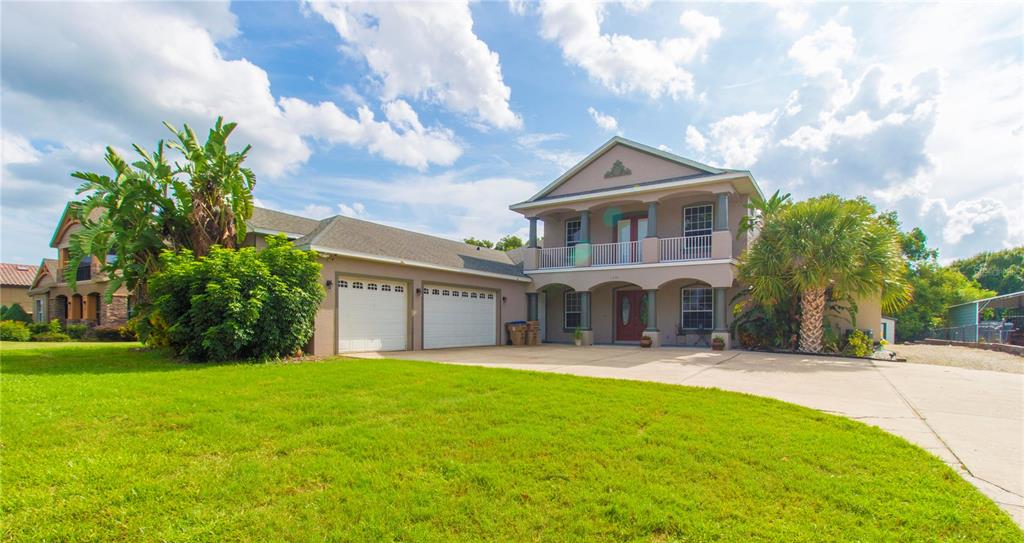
[76,256,92,281]
[683,204,713,237]
[565,217,582,247]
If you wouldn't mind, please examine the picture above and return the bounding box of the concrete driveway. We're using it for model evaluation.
[350,344,1024,526]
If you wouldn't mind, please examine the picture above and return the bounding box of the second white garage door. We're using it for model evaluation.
[337,276,408,352]
[423,285,497,349]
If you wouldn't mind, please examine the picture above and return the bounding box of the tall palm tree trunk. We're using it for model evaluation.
[799,287,826,352]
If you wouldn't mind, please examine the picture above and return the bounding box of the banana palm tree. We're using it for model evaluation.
[164,117,255,257]
[738,195,912,352]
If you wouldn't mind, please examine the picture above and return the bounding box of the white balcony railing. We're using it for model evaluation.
[660,235,711,262]
[539,246,576,269]
[592,240,642,266]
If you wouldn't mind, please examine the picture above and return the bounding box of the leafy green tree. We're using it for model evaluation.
[948,247,1023,295]
[148,235,323,361]
[495,235,524,251]
[463,237,494,249]
[64,117,255,301]
[893,263,994,341]
[739,195,912,352]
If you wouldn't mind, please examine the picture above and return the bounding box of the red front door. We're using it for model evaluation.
[615,290,645,341]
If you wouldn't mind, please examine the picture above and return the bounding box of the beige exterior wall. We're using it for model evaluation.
[1,286,33,312]
[539,279,742,346]
[547,144,703,198]
[311,254,529,356]
[827,293,883,340]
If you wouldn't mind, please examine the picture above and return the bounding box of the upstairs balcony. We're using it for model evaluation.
[519,189,744,273]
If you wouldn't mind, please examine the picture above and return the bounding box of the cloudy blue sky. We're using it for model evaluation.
[2,1,1021,265]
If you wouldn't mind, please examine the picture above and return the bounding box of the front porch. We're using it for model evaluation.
[526,279,738,348]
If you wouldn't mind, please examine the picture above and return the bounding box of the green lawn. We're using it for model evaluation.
[2,342,1020,542]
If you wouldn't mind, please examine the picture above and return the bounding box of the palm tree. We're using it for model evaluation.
[738,189,791,236]
[738,195,912,352]
[164,118,255,257]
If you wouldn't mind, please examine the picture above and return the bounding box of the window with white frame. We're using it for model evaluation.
[564,291,583,329]
[681,287,713,330]
[683,204,713,237]
[565,217,582,247]
[35,299,43,322]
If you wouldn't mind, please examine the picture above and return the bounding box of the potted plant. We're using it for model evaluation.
[640,335,653,348]
[573,327,583,346]
[711,336,725,351]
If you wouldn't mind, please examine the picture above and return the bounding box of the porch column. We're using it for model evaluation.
[527,217,539,248]
[580,291,591,330]
[713,287,727,331]
[714,193,729,231]
[644,290,658,332]
[579,210,590,243]
[646,202,658,238]
[526,292,538,321]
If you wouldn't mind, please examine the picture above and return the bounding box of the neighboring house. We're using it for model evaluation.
[28,204,131,326]
[0,262,39,314]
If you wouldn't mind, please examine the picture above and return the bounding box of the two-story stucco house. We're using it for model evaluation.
[32,137,881,353]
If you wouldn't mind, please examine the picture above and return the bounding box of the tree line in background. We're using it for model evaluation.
[60,118,323,361]
[463,235,524,251]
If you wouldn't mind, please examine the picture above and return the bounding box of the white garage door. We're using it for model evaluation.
[337,276,408,352]
[423,285,497,349]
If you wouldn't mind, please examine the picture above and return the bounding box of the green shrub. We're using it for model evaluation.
[1,303,32,323]
[85,325,134,342]
[32,331,71,342]
[29,319,64,335]
[148,235,324,361]
[843,329,875,358]
[1,320,32,341]
[66,323,89,340]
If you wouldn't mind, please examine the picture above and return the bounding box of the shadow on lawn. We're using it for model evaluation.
[0,344,253,376]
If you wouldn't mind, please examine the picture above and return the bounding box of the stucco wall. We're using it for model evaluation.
[312,255,529,356]
[826,292,883,340]
[539,279,744,346]
[547,144,703,198]
[1,286,32,312]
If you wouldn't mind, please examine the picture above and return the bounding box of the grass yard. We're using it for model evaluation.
[2,343,1021,542]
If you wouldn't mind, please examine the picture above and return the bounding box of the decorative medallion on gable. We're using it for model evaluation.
[604,160,632,179]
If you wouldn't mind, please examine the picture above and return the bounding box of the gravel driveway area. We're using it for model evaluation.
[891,343,1023,374]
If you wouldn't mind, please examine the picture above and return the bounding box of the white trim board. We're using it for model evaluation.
[526,258,736,274]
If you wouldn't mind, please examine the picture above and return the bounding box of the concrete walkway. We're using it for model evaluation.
[350,344,1024,526]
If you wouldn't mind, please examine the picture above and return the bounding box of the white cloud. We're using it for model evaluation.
[338,202,368,218]
[789,21,856,78]
[772,2,809,30]
[279,98,461,171]
[685,125,707,154]
[705,110,778,168]
[587,107,619,133]
[923,197,1017,246]
[781,110,910,152]
[508,0,528,16]
[516,133,585,170]
[306,1,521,130]
[343,172,539,242]
[620,0,652,14]
[1,132,40,165]
[537,3,721,99]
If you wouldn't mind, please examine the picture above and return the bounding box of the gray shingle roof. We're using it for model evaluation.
[293,214,526,278]
[248,207,320,237]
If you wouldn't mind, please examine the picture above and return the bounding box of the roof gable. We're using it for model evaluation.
[48,202,77,248]
[525,137,724,203]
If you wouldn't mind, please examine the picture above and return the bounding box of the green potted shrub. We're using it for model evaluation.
[711,336,725,351]
[573,327,583,346]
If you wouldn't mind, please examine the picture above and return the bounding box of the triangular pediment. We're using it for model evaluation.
[526,137,723,202]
